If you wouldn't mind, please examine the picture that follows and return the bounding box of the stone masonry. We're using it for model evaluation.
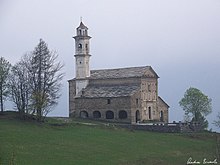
[68,22,169,124]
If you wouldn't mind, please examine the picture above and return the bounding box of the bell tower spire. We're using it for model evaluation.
[73,21,91,94]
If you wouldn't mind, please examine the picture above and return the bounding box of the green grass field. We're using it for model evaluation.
[0,113,219,165]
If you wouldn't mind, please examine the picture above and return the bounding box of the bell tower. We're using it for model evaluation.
[73,21,91,94]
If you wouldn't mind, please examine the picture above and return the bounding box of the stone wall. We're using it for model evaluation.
[141,77,158,102]
[75,96,132,123]
[157,97,169,123]
[118,122,203,133]
[69,75,169,124]
[68,80,76,117]
[119,124,180,133]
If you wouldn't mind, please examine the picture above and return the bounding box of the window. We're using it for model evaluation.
[160,111,164,122]
[80,111,88,118]
[106,111,114,119]
[78,43,82,49]
[107,99,111,104]
[136,99,139,105]
[148,84,151,92]
[119,110,127,119]
[148,107,151,119]
[81,89,85,95]
[93,111,101,118]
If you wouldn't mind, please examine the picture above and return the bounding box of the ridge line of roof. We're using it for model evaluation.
[90,65,151,72]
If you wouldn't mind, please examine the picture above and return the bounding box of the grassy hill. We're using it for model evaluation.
[0,112,219,165]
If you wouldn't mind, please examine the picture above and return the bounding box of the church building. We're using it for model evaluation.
[68,22,169,124]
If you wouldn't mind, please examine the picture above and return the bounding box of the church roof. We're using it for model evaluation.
[77,21,88,29]
[158,96,170,108]
[75,84,140,98]
[90,66,159,79]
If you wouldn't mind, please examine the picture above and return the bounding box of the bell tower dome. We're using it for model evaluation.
[73,21,91,94]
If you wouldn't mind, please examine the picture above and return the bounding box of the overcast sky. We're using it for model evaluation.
[1,0,220,131]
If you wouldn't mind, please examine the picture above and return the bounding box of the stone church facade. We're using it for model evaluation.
[68,22,169,124]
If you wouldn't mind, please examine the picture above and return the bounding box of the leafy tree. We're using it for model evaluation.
[28,39,64,121]
[0,57,11,112]
[191,112,208,130]
[179,87,212,129]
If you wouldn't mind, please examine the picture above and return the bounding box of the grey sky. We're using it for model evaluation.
[1,0,220,131]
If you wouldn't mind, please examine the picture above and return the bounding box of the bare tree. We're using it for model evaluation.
[9,55,31,118]
[28,39,64,121]
[8,39,64,121]
[0,57,11,112]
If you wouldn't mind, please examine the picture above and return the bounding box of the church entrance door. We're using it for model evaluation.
[136,110,140,123]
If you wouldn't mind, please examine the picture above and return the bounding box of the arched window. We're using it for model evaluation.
[78,43,82,49]
[148,107,151,119]
[136,99,139,105]
[119,110,127,119]
[160,111,164,122]
[106,111,114,119]
[148,84,151,92]
[80,111,88,118]
[93,111,101,118]
[79,29,82,35]
[107,99,111,104]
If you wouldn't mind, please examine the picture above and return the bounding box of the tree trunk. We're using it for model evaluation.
[37,107,42,122]
[0,90,3,113]
[194,112,198,122]
[0,99,3,113]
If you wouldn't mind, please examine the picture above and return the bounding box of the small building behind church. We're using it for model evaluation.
[68,22,169,124]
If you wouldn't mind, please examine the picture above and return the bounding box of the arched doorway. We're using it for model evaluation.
[119,110,127,119]
[106,111,114,119]
[136,110,140,123]
[160,111,164,122]
[93,111,101,118]
[80,111,88,118]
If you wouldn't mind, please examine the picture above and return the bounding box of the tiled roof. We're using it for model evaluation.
[158,96,169,108]
[90,66,158,79]
[68,66,159,82]
[75,84,140,98]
